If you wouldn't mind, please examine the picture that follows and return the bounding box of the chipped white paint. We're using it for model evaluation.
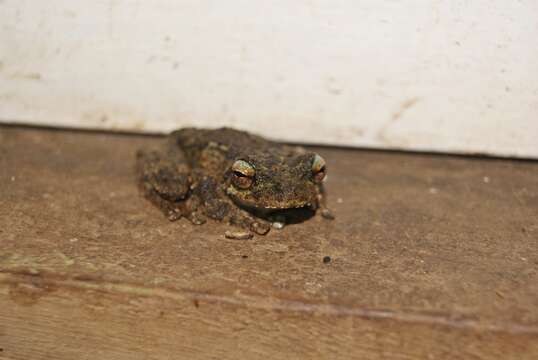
[0,0,537,158]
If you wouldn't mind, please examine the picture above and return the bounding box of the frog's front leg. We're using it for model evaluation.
[229,210,271,235]
[194,176,271,235]
[315,186,335,220]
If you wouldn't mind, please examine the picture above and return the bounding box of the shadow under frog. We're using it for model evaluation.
[136,127,333,236]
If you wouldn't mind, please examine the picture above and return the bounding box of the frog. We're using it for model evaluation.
[136,127,333,236]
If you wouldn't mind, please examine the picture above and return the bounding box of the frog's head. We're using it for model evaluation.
[225,151,326,210]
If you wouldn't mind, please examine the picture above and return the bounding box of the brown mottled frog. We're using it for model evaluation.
[136,127,333,236]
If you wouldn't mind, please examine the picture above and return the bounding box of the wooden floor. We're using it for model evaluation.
[0,126,537,359]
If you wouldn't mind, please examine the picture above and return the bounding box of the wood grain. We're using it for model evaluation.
[0,126,537,359]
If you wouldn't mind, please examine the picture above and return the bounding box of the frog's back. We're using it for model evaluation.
[173,127,271,155]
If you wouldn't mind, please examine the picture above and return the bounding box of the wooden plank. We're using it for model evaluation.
[1,1,538,158]
[1,271,536,360]
[0,126,537,359]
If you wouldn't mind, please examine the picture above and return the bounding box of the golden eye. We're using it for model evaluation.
[312,154,326,183]
[231,160,255,189]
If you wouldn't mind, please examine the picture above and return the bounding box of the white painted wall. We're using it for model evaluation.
[1,1,537,158]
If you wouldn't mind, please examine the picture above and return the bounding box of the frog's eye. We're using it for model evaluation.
[231,160,255,189]
[312,154,326,183]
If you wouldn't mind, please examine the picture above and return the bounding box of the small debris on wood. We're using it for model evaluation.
[323,256,332,264]
[225,230,253,240]
[271,214,286,230]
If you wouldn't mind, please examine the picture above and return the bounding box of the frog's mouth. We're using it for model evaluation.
[226,186,316,211]
[226,186,318,223]
[231,195,317,224]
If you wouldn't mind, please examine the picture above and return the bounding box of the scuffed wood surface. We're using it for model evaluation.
[0,126,537,359]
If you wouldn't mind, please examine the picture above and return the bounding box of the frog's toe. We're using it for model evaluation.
[250,221,271,235]
[188,212,207,225]
[167,210,183,221]
[224,230,253,240]
[320,208,335,220]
